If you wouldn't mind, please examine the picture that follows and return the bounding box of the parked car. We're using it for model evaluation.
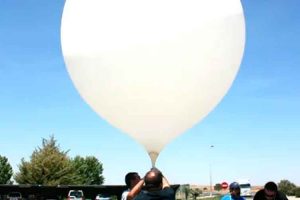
[67,190,85,200]
[95,194,111,200]
[7,192,22,200]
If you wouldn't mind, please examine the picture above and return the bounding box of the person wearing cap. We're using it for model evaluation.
[221,182,245,200]
[253,181,288,200]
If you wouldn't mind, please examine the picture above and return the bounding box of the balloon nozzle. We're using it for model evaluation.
[148,151,159,167]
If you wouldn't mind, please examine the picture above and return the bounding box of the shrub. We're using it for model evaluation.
[294,187,300,198]
[278,179,297,196]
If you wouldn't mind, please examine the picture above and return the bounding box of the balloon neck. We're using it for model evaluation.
[148,151,159,167]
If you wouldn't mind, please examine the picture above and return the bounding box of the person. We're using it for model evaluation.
[121,172,144,200]
[134,168,175,200]
[221,182,245,200]
[253,181,288,200]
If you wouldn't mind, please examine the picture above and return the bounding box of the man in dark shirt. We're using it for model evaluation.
[134,168,174,200]
[253,181,288,200]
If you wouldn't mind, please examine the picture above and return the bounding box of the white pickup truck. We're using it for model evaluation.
[238,179,252,197]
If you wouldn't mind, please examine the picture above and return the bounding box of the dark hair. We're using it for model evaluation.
[144,169,163,189]
[125,172,138,187]
[264,181,278,192]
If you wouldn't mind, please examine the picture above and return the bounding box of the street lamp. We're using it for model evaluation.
[209,145,214,196]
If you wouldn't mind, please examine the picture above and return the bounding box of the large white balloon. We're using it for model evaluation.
[61,0,245,166]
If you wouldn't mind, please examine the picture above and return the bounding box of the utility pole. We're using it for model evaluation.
[209,145,214,196]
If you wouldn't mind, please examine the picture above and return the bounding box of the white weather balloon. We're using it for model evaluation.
[61,0,245,166]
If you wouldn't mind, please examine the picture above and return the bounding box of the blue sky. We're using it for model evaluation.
[1,0,300,186]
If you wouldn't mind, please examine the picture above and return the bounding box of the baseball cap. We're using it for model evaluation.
[229,182,240,190]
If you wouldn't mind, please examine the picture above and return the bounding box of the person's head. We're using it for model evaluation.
[229,182,241,198]
[144,168,163,191]
[125,172,141,189]
[264,181,278,200]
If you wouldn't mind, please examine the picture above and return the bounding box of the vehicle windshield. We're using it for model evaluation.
[70,192,83,198]
[240,184,251,188]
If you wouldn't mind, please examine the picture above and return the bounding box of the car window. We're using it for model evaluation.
[69,192,83,198]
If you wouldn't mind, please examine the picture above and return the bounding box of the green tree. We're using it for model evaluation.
[71,155,104,185]
[214,183,222,191]
[278,179,297,196]
[190,188,202,200]
[294,187,300,198]
[0,155,13,184]
[14,135,79,186]
[179,184,190,200]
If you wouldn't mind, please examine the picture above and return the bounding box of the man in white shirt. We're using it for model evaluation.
[121,172,144,200]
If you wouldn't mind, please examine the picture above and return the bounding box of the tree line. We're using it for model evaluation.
[0,135,104,186]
